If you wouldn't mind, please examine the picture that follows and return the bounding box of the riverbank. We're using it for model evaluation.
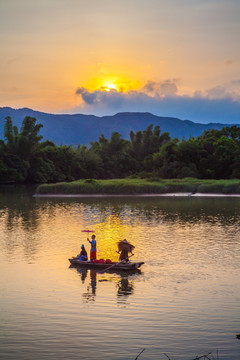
[35,178,240,195]
[34,193,240,198]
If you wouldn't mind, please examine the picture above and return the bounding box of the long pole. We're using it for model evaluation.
[99,254,134,273]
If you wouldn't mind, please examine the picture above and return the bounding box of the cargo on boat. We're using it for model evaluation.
[69,258,144,271]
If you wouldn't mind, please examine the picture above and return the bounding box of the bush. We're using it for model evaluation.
[35,178,240,195]
[84,179,97,184]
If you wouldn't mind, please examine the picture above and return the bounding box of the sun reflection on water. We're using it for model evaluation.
[1,189,240,360]
[91,214,140,261]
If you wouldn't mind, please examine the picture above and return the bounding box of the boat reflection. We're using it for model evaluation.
[77,268,97,302]
[116,276,134,297]
[70,266,140,303]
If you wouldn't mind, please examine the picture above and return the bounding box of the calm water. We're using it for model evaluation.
[0,186,240,360]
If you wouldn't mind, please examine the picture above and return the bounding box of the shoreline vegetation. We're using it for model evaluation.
[35,178,240,196]
[1,117,240,186]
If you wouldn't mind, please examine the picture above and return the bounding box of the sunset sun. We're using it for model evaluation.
[103,83,118,92]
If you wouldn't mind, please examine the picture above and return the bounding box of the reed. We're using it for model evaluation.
[134,348,218,360]
[35,178,240,195]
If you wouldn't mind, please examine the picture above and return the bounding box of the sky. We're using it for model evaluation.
[0,0,240,123]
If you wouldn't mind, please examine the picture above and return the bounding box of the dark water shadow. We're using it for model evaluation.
[35,195,240,226]
[69,265,141,303]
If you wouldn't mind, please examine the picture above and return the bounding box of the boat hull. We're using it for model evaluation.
[69,258,144,271]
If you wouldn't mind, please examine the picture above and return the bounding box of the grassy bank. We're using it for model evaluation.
[35,178,240,195]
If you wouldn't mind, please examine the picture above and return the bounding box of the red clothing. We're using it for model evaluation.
[90,249,96,260]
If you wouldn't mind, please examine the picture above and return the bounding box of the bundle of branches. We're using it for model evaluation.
[117,239,135,253]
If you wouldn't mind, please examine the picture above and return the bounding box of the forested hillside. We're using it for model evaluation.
[1,116,240,183]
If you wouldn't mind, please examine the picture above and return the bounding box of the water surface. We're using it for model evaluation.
[0,186,240,360]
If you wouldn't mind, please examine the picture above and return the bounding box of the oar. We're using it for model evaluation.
[99,253,134,273]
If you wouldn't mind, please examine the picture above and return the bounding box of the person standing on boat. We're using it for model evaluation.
[88,234,97,261]
[79,244,88,261]
[117,239,135,262]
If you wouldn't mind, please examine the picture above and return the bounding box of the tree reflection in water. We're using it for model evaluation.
[1,186,240,264]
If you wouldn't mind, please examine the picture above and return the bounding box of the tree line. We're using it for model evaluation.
[0,116,240,183]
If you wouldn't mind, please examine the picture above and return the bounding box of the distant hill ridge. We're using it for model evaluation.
[0,107,239,146]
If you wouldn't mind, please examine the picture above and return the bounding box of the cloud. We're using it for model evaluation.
[75,86,151,107]
[75,79,179,107]
[230,79,240,86]
[75,87,98,104]
[205,85,239,100]
[141,80,178,97]
[160,81,178,97]
[224,59,235,66]
[74,81,240,124]
[141,80,158,95]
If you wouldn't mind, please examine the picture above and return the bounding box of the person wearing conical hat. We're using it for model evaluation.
[117,239,135,262]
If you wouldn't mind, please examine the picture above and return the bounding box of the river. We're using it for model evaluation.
[0,185,240,360]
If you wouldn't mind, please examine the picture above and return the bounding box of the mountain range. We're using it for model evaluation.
[0,107,239,146]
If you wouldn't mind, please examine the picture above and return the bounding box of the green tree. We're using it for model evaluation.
[90,132,131,178]
[17,116,43,160]
[213,136,238,178]
[4,116,19,152]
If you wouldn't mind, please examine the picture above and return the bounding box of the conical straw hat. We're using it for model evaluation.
[117,239,135,252]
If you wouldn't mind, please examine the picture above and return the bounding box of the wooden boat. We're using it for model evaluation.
[69,258,144,271]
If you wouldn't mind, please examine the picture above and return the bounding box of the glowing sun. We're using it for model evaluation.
[102,83,118,92]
